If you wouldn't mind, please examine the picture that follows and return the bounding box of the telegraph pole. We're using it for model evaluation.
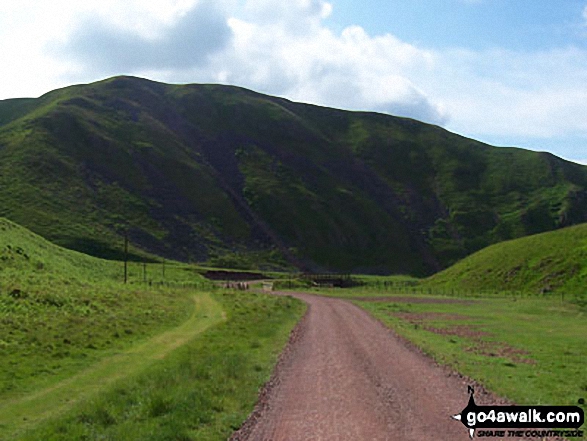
[124,231,128,284]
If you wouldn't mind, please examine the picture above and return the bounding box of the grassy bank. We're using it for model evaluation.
[423,222,587,299]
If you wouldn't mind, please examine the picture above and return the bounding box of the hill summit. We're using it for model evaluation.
[0,76,586,274]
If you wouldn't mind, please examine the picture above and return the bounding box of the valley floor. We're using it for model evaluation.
[4,287,583,440]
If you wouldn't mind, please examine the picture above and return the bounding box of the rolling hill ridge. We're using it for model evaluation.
[0,76,586,274]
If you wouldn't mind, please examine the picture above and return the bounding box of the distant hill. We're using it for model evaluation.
[1,76,586,274]
[424,223,587,294]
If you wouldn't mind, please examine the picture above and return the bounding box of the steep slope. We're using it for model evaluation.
[1,76,586,274]
[424,223,587,294]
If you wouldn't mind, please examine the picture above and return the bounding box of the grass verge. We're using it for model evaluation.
[15,291,305,441]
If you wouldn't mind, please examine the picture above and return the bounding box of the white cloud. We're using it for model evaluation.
[243,0,333,26]
[0,0,211,98]
[6,0,445,125]
[57,0,232,73]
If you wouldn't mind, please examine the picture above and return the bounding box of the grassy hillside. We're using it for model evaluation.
[1,76,586,274]
[0,217,207,398]
[423,222,587,296]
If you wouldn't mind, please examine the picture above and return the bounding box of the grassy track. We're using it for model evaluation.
[0,292,223,440]
[0,217,212,403]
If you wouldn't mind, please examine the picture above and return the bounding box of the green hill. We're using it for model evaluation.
[0,217,203,397]
[424,222,587,295]
[1,76,586,274]
[0,216,121,282]
[0,216,210,316]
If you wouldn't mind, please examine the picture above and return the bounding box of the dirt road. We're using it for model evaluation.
[232,293,479,441]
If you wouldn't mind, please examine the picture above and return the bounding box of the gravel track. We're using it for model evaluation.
[232,293,478,441]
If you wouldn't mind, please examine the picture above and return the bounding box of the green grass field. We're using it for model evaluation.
[0,292,223,439]
[3,213,587,438]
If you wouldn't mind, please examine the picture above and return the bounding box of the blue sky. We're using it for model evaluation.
[330,0,587,51]
[0,0,586,164]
